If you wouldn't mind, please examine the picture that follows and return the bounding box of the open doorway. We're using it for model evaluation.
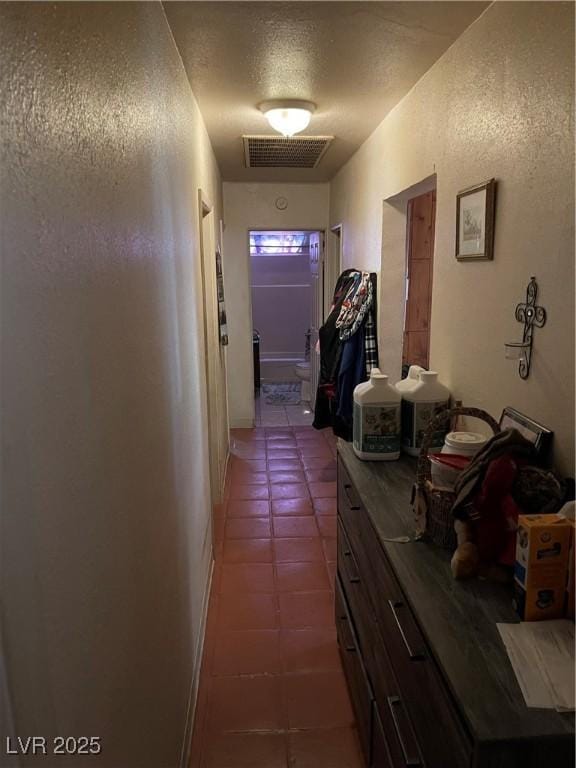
[249,230,323,427]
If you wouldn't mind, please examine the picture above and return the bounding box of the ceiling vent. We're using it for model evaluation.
[243,135,333,169]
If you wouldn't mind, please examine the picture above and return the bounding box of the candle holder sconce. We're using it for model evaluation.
[504,276,547,380]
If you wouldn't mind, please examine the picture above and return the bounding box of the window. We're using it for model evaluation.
[249,231,309,255]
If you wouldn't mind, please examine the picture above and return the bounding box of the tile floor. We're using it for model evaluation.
[254,391,315,428]
[190,426,363,768]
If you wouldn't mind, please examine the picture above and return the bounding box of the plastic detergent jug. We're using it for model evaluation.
[395,365,426,393]
[400,371,450,457]
[353,369,401,461]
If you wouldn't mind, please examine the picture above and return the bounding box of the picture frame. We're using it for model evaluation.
[499,406,553,457]
[215,246,228,346]
[455,178,496,261]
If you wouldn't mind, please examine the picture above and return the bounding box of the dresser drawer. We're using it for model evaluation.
[336,576,374,765]
[338,458,400,608]
[338,461,368,562]
[375,596,470,767]
[372,703,404,768]
[338,457,364,511]
[369,627,425,767]
[337,519,378,659]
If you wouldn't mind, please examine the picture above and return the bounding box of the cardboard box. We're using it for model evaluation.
[514,514,571,621]
[513,580,566,622]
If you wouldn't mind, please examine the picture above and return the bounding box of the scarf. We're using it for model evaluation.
[335,271,373,341]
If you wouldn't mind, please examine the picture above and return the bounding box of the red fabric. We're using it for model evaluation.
[470,456,525,566]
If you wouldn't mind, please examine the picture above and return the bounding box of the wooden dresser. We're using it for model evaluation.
[336,442,574,768]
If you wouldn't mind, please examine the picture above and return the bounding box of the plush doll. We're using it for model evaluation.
[451,519,480,579]
[451,518,512,581]
[451,458,565,580]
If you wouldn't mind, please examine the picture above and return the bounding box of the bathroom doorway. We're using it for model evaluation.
[249,230,323,427]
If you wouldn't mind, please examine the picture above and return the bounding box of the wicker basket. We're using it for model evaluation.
[416,406,501,549]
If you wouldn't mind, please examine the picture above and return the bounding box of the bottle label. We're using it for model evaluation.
[353,402,401,454]
[401,399,450,450]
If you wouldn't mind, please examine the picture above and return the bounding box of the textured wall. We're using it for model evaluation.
[330,2,575,474]
[223,183,329,426]
[0,3,222,766]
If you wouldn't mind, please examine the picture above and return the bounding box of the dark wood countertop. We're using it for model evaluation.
[337,440,575,746]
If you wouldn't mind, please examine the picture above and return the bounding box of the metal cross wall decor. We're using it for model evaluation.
[515,276,547,379]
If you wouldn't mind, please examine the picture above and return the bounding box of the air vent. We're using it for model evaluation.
[243,135,333,168]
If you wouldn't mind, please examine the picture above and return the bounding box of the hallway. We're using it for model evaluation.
[191,426,362,768]
[2,2,574,766]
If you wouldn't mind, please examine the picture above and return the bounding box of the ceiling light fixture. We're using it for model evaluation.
[259,100,316,137]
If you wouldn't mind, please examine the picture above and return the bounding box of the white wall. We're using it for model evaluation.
[0,3,222,766]
[330,2,575,475]
[223,183,329,426]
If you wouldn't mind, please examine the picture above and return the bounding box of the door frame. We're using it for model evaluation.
[198,189,227,504]
[246,228,325,411]
[381,174,437,381]
[326,223,343,320]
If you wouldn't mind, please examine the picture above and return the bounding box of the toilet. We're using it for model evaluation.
[294,361,311,402]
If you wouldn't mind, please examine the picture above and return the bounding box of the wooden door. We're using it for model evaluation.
[402,191,436,369]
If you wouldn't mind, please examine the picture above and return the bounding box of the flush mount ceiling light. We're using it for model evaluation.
[259,100,316,137]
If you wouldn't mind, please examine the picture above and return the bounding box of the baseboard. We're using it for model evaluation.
[179,556,214,768]
[230,416,254,429]
[221,447,230,499]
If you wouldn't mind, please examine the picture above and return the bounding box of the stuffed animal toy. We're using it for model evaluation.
[450,458,564,581]
[451,520,480,579]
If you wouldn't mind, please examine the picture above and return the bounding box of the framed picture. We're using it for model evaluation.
[215,246,228,346]
[455,178,496,261]
[499,406,553,457]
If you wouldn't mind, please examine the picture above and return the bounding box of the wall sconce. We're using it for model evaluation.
[505,276,546,379]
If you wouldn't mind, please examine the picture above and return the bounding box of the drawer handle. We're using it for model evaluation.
[338,615,357,653]
[342,547,361,583]
[388,600,426,661]
[387,696,421,767]
[343,483,361,511]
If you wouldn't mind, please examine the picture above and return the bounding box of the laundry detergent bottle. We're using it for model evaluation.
[395,365,425,394]
[353,369,401,461]
[399,370,450,457]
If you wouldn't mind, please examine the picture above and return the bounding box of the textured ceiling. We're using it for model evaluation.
[164,1,489,182]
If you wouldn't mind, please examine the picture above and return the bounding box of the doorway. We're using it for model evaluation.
[327,224,343,318]
[249,230,323,427]
[402,190,436,371]
[199,190,229,504]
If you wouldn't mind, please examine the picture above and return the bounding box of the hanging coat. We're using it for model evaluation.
[313,269,379,438]
[312,270,358,431]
